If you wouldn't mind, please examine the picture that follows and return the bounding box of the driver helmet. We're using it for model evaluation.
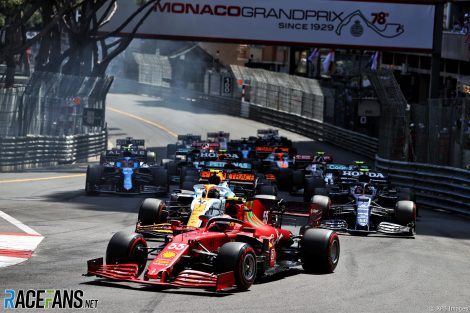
[122,144,134,157]
[208,172,222,185]
[354,185,364,195]
[207,187,220,199]
[364,184,374,195]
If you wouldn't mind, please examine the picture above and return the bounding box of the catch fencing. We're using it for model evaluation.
[0,72,111,171]
[21,72,112,136]
[411,98,470,168]
[0,86,24,136]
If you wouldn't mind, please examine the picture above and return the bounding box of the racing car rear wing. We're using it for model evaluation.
[337,170,389,186]
[257,129,279,136]
[103,149,148,162]
[177,134,202,142]
[116,138,145,147]
[191,142,220,149]
[199,169,256,182]
[207,131,230,141]
[202,160,252,171]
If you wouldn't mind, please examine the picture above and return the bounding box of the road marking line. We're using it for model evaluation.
[0,255,30,267]
[0,232,43,237]
[0,234,44,250]
[0,211,41,235]
[108,107,178,138]
[0,174,85,184]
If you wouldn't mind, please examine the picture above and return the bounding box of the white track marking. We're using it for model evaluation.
[0,210,41,235]
[0,256,29,267]
[0,234,44,251]
[0,211,44,268]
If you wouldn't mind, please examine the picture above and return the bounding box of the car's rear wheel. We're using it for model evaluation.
[137,198,167,226]
[292,169,304,186]
[301,228,339,274]
[278,168,293,191]
[106,231,148,277]
[165,161,177,177]
[181,180,195,191]
[258,184,277,196]
[215,242,257,290]
[85,165,103,195]
[151,168,168,193]
[146,151,157,165]
[166,144,177,158]
[303,177,324,202]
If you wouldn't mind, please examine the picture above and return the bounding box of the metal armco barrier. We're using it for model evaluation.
[376,155,470,216]
[0,131,106,172]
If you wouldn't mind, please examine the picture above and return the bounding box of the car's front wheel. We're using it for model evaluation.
[215,242,257,290]
[301,228,339,274]
[106,231,148,277]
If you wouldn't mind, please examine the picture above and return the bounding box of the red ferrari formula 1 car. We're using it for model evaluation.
[85,197,340,291]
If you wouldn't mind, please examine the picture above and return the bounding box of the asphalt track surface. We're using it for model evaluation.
[0,92,469,313]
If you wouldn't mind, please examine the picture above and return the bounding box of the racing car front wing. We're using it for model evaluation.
[85,258,235,291]
[321,219,414,236]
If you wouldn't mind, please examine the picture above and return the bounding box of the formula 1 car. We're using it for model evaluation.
[85,157,168,195]
[206,131,230,149]
[86,196,340,291]
[313,176,416,236]
[136,181,238,232]
[136,170,277,234]
[256,129,293,147]
[166,134,202,159]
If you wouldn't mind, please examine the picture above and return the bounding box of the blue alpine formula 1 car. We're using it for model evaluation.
[85,156,168,196]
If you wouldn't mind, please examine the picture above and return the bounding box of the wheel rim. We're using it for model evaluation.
[330,239,339,264]
[242,253,256,281]
[131,243,147,275]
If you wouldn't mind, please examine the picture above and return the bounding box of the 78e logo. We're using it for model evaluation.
[371,12,389,24]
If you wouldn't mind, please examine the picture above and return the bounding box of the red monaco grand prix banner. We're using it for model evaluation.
[100,0,436,51]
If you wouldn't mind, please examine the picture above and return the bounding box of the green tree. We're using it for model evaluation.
[1,0,160,86]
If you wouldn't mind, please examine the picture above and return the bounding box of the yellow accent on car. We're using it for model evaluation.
[187,202,207,227]
[162,251,177,259]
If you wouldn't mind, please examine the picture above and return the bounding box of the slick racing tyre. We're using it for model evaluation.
[85,165,103,195]
[166,144,177,158]
[301,228,339,274]
[181,180,195,192]
[395,200,416,226]
[292,170,304,190]
[215,242,257,290]
[137,198,167,226]
[278,168,293,191]
[303,177,324,202]
[258,184,278,196]
[151,168,169,193]
[146,151,157,165]
[165,161,177,177]
[106,231,148,277]
[311,195,331,219]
